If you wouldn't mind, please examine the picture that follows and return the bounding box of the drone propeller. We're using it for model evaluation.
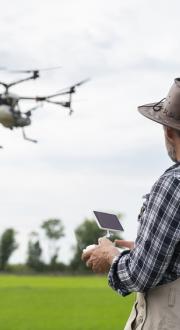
[71,78,90,87]
[42,78,90,100]
[56,78,90,94]
[9,66,61,74]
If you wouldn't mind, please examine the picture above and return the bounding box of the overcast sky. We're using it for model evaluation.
[0,0,179,263]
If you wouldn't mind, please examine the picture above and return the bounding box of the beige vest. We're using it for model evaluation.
[124,278,180,330]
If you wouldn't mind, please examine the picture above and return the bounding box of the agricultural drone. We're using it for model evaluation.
[0,66,89,147]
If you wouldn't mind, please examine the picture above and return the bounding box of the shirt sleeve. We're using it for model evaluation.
[108,175,180,296]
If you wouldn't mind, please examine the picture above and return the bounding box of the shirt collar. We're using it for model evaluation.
[164,161,180,174]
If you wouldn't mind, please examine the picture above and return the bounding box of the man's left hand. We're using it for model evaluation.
[81,237,120,273]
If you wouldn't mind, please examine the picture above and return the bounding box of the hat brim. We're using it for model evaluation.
[138,102,180,131]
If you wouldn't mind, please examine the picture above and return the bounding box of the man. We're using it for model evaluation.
[82,78,180,330]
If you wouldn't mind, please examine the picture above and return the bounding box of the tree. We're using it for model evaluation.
[70,216,123,272]
[41,219,65,265]
[27,232,43,271]
[0,228,18,270]
[70,218,103,272]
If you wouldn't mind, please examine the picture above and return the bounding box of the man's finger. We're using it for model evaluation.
[86,258,93,268]
[81,246,97,262]
[86,254,97,268]
[81,250,92,262]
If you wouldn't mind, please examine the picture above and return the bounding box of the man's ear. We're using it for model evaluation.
[164,126,175,144]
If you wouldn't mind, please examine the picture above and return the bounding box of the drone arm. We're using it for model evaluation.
[8,76,37,89]
[20,95,56,101]
[45,97,73,115]
[46,99,70,107]
[19,78,90,101]
[19,96,45,101]
[0,81,8,89]
[19,91,72,102]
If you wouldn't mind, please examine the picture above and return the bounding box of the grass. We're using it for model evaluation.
[0,275,135,330]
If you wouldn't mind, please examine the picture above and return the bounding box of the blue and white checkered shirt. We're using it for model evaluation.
[108,162,180,296]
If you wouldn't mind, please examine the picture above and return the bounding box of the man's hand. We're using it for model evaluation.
[115,240,135,250]
[81,237,120,274]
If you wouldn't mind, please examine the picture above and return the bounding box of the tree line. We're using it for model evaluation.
[0,215,123,274]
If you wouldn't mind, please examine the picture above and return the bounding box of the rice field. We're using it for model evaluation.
[0,275,135,330]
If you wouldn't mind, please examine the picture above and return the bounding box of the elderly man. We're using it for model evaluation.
[82,78,180,330]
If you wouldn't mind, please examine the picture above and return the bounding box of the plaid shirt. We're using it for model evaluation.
[108,162,180,296]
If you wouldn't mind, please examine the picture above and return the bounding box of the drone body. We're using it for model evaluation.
[0,93,30,129]
[0,68,89,147]
[0,104,19,128]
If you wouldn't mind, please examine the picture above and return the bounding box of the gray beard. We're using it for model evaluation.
[167,145,177,162]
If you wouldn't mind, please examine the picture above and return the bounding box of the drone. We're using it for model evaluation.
[0,67,89,147]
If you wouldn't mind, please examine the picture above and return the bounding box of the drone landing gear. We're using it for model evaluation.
[22,128,37,143]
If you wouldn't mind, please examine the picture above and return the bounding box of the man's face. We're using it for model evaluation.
[163,126,177,162]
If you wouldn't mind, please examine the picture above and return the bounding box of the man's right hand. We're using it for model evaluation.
[115,240,135,250]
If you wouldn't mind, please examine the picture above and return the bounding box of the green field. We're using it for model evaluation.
[0,275,134,330]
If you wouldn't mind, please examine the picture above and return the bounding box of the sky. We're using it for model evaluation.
[0,0,179,263]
